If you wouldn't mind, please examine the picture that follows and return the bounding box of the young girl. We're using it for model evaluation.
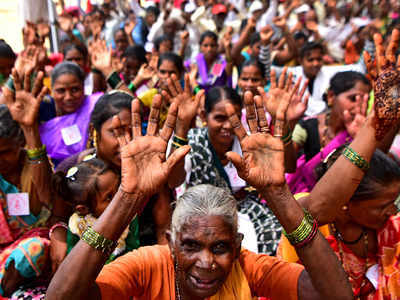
[51,158,139,266]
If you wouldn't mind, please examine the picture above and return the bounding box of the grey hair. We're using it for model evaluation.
[171,184,238,243]
[51,61,85,86]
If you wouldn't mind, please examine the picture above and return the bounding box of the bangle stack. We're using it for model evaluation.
[106,71,123,89]
[281,129,292,146]
[81,226,117,257]
[26,145,47,164]
[128,82,137,93]
[283,208,318,248]
[193,86,201,95]
[172,135,188,149]
[49,222,68,239]
[342,146,369,172]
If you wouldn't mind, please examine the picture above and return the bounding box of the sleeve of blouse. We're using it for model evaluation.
[240,250,304,300]
[292,123,308,147]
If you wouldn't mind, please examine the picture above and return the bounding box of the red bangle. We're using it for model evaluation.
[294,219,318,249]
[49,222,68,239]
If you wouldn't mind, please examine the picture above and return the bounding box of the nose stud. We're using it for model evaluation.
[211,263,217,270]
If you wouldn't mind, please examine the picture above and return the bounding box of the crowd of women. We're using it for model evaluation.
[0,0,399,299]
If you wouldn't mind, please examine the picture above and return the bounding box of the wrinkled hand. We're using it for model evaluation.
[364,28,400,140]
[112,96,190,200]
[225,91,291,191]
[343,94,368,138]
[259,67,304,126]
[3,68,48,128]
[136,63,155,82]
[14,45,41,77]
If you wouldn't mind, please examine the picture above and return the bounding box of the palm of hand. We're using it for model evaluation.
[265,88,289,117]
[287,95,307,122]
[92,49,111,71]
[10,91,39,127]
[120,136,169,196]
[177,92,197,122]
[238,134,285,190]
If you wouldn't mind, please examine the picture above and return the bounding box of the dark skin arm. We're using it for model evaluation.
[225,89,353,300]
[46,96,190,300]
[231,18,256,67]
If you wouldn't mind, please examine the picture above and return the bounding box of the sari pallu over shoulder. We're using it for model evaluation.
[39,93,102,165]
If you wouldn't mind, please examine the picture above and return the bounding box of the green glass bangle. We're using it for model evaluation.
[128,82,137,92]
[81,226,117,256]
[283,209,315,245]
[173,135,188,146]
[106,71,122,89]
[193,86,201,95]
[342,146,369,172]
[26,145,46,160]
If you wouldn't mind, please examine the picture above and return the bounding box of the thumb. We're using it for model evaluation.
[165,145,191,171]
[226,151,245,175]
[343,110,353,125]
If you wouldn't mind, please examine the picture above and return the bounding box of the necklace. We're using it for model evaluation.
[331,224,371,299]
[175,262,183,300]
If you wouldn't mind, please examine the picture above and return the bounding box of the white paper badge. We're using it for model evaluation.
[225,162,246,191]
[366,264,379,289]
[7,193,30,216]
[61,124,82,146]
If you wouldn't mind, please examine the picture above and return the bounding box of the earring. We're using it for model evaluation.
[211,263,217,271]
[202,122,207,127]
[342,205,348,211]
[93,130,98,149]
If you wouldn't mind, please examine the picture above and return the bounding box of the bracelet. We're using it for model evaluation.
[283,208,316,246]
[193,86,201,95]
[294,219,318,249]
[5,76,15,92]
[173,135,188,145]
[49,222,68,239]
[128,82,137,93]
[81,226,117,257]
[342,146,370,172]
[26,145,47,160]
[281,129,292,145]
[106,71,123,89]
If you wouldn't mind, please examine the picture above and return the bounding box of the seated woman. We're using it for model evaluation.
[279,28,400,299]
[38,61,102,166]
[1,70,53,298]
[287,70,371,193]
[185,31,232,92]
[46,91,353,300]
[51,158,139,268]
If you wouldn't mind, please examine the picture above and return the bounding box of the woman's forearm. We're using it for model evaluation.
[46,188,142,300]
[260,185,352,300]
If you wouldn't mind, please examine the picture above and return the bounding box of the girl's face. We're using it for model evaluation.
[159,40,173,55]
[91,170,120,217]
[200,36,218,63]
[52,73,85,115]
[122,57,141,84]
[329,81,371,122]
[96,109,131,169]
[64,48,87,72]
[158,60,180,88]
[206,99,241,153]
[114,30,129,54]
[238,65,264,95]
[348,181,400,230]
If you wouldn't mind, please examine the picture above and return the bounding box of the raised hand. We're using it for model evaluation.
[112,96,190,202]
[3,68,48,128]
[343,94,369,138]
[90,40,112,75]
[258,67,304,127]
[14,45,40,77]
[259,25,274,46]
[364,28,400,140]
[58,14,74,33]
[225,91,291,191]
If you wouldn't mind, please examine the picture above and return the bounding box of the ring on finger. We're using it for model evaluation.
[260,126,270,133]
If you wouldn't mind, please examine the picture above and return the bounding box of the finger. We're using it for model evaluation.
[12,69,22,92]
[31,71,44,97]
[147,94,162,136]
[112,115,128,147]
[24,67,33,92]
[288,74,300,99]
[194,89,204,109]
[361,94,368,116]
[363,51,377,80]
[172,74,183,94]
[164,145,191,172]
[278,67,288,89]
[257,86,268,105]
[131,99,142,139]
[374,32,387,72]
[226,103,247,141]
[386,28,400,65]
[160,101,178,142]
[225,151,245,176]
[161,89,173,106]
[275,94,290,137]
[254,95,269,131]
[184,73,191,95]
[166,77,178,97]
[298,78,308,98]
[244,91,258,133]
[397,55,400,71]
[343,109,353,125]
[303,92,310,109]
[2,86,14,106]
[36,86,49,105]
[284,71,293,92]
[270,69,277,89]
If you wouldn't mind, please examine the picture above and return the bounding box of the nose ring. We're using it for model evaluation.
[211,263,217,270]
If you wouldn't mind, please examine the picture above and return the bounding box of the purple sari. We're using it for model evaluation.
[286,131,352,194]
[185,53,231,92]
[39,93,102,165]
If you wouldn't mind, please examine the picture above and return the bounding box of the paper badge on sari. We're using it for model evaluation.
[7,193,30,216]
[61,124,82,146]
[211,63,224,77]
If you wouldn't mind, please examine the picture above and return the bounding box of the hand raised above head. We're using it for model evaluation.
[225,90,291,193]
[113,95,190,203]
[364,28,400,140]
[3,68,48,128]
